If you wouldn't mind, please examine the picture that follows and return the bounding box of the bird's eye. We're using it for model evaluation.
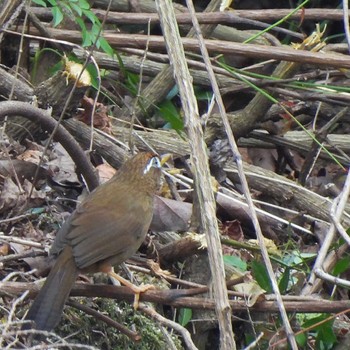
[143,156,161,174]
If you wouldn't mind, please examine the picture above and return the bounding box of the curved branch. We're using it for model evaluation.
[0,101,99,191]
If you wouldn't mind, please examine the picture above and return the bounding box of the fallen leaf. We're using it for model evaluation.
[0,159,47,185]
[96,163,116,184]
[234,281,266,307]
[0,243,9,256]
[151,196,191,232]
[0,177,24,212]
[48,143,80,185]
[222,220,244,241]
[76,96,111,134]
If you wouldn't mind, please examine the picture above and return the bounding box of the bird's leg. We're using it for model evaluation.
[107,268,155,309]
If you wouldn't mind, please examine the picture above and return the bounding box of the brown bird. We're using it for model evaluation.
[23,152,162,332]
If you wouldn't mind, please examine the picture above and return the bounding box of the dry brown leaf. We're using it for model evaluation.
[222,220,244,241]
[151,196,191,232]
[248,148,277,172]
[234,281,266,307]
[76,96,111,134]
[0,243,9,256]
[0,177,23,212]
[48,143,80,185]
[0,159,47,185]
[96,163,116,184]
[17,149,42,164]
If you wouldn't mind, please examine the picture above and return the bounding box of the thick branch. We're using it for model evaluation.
[3,281,350,314]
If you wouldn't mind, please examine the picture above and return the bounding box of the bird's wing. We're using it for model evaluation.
[51,192,153,270]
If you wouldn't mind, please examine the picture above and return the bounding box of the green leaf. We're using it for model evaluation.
[86,64,99,90]
[82,33,93,47]
[194,87,213,101]
[47,0,57,6]
[29,207,46,215]
[70,2,82,16]
[278,268,290,293]
[91,23,101,38]
[51,6,64,27]
[245,334,256,348]
[77,0,91,10]
[295,332,307,348]
[60,1,73,15]
[332,256,350,276]
[32,0,47,6]
[251,260,272,293]
[302,315,336,350]
[82,8,99,24]
[158,100,183,131]
[76,19,92,47]
[49,60,64,75]
[316,323,336,349]
[75,16,85,31]
[299,252,318,259]
[223,255,247,272]
[126,72,139,94]
[301,314,324,328]
[178,308,192,327]
[165,85,179,99]
[98,37,114,56]
[115,52,127,74]
[80,27,92,47]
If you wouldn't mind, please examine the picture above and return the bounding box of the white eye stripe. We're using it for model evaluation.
[143,156,161,174]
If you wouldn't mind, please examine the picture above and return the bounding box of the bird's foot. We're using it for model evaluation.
[107,269,155,309]
[130,284,155,309]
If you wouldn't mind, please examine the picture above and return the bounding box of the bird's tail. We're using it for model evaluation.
[23,246,78,332]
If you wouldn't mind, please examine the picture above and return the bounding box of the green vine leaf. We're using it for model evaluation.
[51,6,64,27]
